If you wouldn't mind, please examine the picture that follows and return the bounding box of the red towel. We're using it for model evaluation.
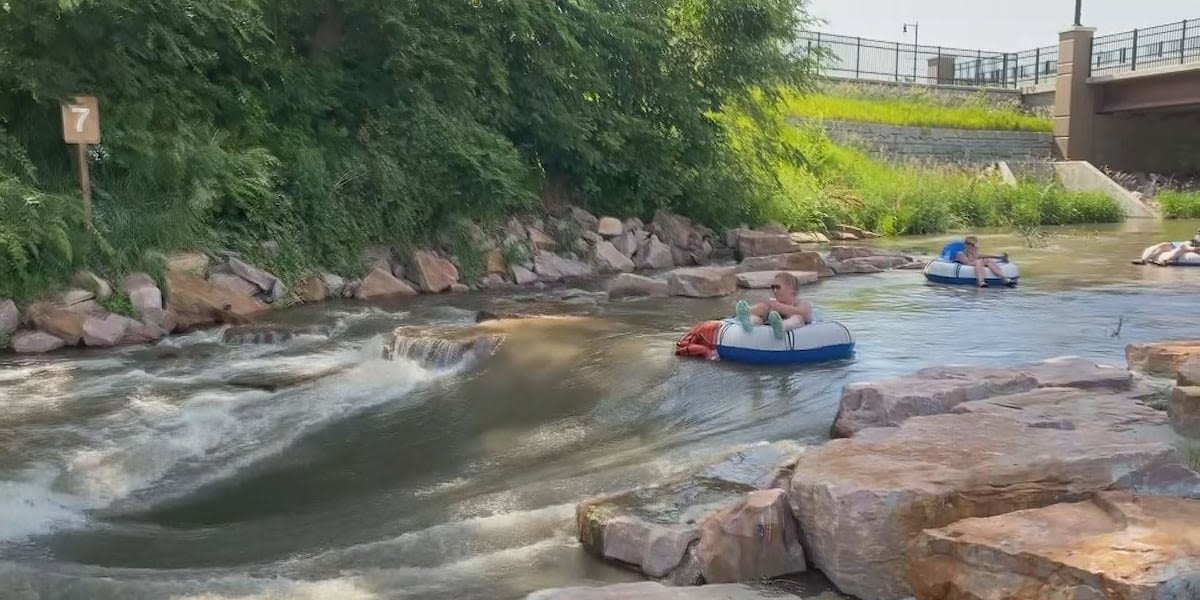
[675,320,722,359]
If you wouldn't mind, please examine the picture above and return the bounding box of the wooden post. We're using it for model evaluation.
[60,95,100,227]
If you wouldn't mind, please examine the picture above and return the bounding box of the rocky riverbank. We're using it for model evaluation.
[0,206,921,355]
[535,350,1200,600]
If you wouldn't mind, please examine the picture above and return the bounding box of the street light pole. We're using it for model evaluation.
[1074,0,1082,26]
[903,22,919,82]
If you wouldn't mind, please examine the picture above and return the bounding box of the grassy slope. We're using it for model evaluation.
[779,88,1052,132]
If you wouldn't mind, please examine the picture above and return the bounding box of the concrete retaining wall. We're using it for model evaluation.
[822,120,1053,164]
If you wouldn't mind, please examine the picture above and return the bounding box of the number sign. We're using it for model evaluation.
[61,96,100,144]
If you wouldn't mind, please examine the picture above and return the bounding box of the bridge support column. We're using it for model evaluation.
[1053,26,1097,160]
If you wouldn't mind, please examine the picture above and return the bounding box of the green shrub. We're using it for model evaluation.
[1158,191,1200,219]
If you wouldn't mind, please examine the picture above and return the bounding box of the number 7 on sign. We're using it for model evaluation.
[70,106,90,133]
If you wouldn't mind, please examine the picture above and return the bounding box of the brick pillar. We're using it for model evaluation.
[927,56,956,84]
[1053,27,1097,160]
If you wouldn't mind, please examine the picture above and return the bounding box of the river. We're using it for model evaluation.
[2,220,1199,599]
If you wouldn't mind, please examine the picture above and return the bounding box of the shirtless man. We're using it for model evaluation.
[1138,228,1200,265]
[732,272,813,340]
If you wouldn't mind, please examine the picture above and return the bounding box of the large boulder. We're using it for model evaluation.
[735,231,795,259]
[534,252,596,282]
[612,231,639,258]
[833,224,877,239]
[576,442,802,583]
[736,271,818,290]
[525,582,806,600]
[696,489,806,584]
[209,272,260,298]
[827,246,907,262]
[597,217,624,238]
[830,366,1038,438]
[26,303,87,345]
[295,275,329,303]
[790,232,829,244]
[636,235,675,271]
[755,222,789,235]
[651,210,701,251]
[56,288,100,314]
[736,252,832,277]
[485,248,507,276]
[0,299,18,337]
[11,330,66,354]
[1177,355,1200,386]
[791,388,1200,600]
[121,321,169,345]
[829,256,911,274]
[227,258,287,302]
[528,226,558,252]
[608,274,669,300]
[1021,356,1133,390]
[72,271,113,301]
[355,267,418,300]
[592,241,635,273]
[412,250,460,293]
[666,267,737,298]
[82,313,139,347]
[166,272,270,330]
[512,265,539,285]
[166,251,210,275]
[571,206,600,231]
[1169,386,1200,438]
[122,273,163,316]
[908,493,1200,600]
[1126,340,1200,377]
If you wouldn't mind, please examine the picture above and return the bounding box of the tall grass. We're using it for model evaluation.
[1157,191,1200,219]
[779,86,1052,132]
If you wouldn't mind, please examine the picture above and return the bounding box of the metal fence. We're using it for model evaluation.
[797,32,1057,89]
[1091,18,1200,76]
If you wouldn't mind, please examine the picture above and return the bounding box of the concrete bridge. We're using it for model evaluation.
[1054,24,1200,177]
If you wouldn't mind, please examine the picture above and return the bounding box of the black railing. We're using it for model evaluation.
[1091,18,1200,76]
[798,32,1057,89]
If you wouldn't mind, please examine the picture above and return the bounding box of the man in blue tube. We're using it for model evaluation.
[945,235,1013,288]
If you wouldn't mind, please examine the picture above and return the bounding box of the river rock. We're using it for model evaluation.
[209,272,260,298]
[223,325,328,345]
[592,241,635,273]
[666,267,737,298]
[637,235,676,271]
[736,252,833,277]
[828,246,903,262]
[166,251,210,275]
[607,273,669,299]
[229,258,287,302]
[534,252,595,282]
[11,330,66,354]
[651,210,701,250]
[355,267,418,300]
[485,249,507,275]
[26,303,87,345]
[412,250,460,293]
[1169,386,1200,438]
[571,206,600,231]
[597,217,623,238]
[831,231,858,241]
[122,273,163,315]
[122,320,169,345]
[1176,355,1200,386]
[511,265,539,286]
[735,232,795,259]
[834,224,877,239]
[56,288,98,313]
[790,232,828,244]
[736,271,819,289]
[755,222,789,235]
[166,272,270,330]
[72,271,113,301]
[792,391,1200,600]
[908,492,1200,600]
[0,299,18,336]
[528,226,558,252]
[830,366,1038,438]
[830,256,911,274]
[525,582,803,600]
[696,489,806,584]
[295,275,328,303]
[1021,356,1134,390]
[612,231,638,258]
[81,313,136,347]
[1126,340,1200,377]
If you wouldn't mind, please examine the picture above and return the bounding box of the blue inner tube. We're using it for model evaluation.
[713,319,854,365]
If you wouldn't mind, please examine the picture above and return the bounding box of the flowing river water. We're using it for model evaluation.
[3,220,1200,600]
